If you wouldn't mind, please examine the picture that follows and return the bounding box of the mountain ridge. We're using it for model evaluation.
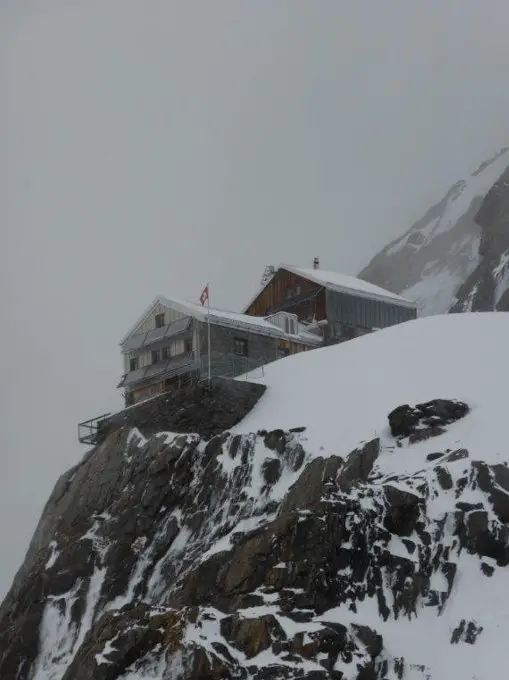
[359,147,509,315]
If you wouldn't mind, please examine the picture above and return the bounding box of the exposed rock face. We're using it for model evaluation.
[0,403,504,679]
[388,399,469,441]
[450,165,509,313]
[358,148,509,315]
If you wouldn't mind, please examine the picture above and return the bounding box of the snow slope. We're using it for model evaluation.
[359,148,509,315]
[4,313,509,679]
[236,312,507,468]
[234,312,509,679]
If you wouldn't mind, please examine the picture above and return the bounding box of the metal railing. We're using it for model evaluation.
[78,412,112,445]
[78,353,273,444]
[198,354,268,381]
[117,352,199,388]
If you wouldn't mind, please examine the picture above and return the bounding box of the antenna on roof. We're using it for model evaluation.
[313,257,320,270]
[260,265,276,286]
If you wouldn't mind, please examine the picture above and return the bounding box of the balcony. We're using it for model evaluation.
[78,413,112,445]
[117,351,199,389]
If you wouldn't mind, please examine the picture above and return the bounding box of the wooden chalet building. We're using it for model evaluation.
[243,263,417,344]
[117,295,322,406]
[77,265,416,444]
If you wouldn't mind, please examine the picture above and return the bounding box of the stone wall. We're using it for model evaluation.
[98,377,266,443]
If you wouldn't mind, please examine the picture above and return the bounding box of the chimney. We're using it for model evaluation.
[313,257,320,270]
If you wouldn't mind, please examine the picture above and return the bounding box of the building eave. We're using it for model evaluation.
[119,297,164,346]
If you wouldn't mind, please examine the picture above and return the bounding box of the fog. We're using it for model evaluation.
[2,0,509,598]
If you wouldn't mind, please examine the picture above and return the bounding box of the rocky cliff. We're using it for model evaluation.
[2,312,509,679]
[358,147,509,315]
[2,411,496,680]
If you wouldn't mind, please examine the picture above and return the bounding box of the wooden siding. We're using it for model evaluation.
[132,382,165,404]
[246,269,325,319]
[276,338,311,355]
[131,302,187,337]
[131,375,186,404]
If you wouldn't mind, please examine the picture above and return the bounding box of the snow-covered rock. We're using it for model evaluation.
[359,148,509,315]
[2,313,509,679]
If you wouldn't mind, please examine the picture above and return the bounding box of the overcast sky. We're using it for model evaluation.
[2,0,509,598]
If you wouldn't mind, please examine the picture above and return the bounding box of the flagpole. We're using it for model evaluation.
[207,283,211,387]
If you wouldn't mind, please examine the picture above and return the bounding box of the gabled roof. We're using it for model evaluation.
[242,264,416,312]
[120,295,322,348]
[282,265,415,307]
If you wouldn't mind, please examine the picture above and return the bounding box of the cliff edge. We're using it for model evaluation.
[2,313,509,679]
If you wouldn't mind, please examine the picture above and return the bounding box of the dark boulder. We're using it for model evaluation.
[337,438,380,490]
[383,486,421,537]
[387,405,420,437]
[450,619,483,645]
[388,399,469,441]
[351,624,383,658]
[261,458,282,486]
[220,614,286,659]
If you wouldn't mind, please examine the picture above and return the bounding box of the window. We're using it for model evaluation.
[185,339,193,353]
[151,349,160,364]
[162,346,170,360]
[155,313,165,329]
[284,316,296,335]
[129,356,138,372]
[234,337,248,356]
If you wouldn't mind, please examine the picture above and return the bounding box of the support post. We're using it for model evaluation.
[207,283,211,387]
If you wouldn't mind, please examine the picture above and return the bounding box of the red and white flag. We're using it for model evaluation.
[200,284,209,307]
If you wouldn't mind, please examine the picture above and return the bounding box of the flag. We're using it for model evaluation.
[200,284,209,307]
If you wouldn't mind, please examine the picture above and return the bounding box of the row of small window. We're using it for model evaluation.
[129,340,192,371]
[129,337,249,372]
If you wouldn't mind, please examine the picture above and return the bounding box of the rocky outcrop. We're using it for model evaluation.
[0,402,504,679]
[388,399,469,441]
[358,148,509,315]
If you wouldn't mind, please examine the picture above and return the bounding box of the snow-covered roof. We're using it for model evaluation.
[121,295,322,347]
[280,265,416,307]
[242,264,415,312]
[158,296,322,344]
